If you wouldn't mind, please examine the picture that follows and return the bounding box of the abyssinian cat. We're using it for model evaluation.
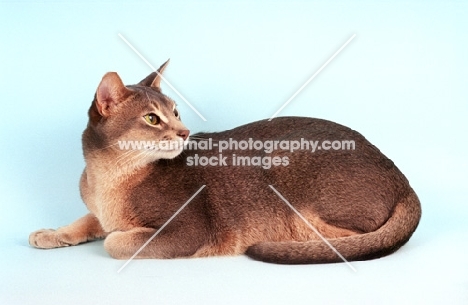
[29,60,421,264]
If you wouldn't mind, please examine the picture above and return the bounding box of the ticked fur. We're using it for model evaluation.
[29,60,421,264]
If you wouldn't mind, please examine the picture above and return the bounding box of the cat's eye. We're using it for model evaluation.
[174,108,179,118]
[144,113,161,125]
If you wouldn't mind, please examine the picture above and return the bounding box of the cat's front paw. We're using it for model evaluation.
[29,229,74,249]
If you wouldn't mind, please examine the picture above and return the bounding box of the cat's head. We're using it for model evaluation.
[84,60,190,167]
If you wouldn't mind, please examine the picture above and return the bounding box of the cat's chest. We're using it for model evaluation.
[80,169,138,232]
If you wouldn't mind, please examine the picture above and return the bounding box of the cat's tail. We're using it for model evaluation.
[245,188,421,264]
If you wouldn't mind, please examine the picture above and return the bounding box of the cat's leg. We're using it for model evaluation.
[29,213,107,249]
[104,227,202,259]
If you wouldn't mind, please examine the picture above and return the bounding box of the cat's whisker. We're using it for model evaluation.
[142,150,155,164]
[114,150,136,166]
[93,142,122,152]
[107,142,166,177]
[119,149,151,171]
[100,150,137,177]
[118,150,144,168]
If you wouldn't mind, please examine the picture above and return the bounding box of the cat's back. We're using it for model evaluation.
[182,116,410,232]
[199,116,363,142]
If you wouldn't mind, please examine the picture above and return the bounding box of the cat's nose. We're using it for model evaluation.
[177,129,190,141]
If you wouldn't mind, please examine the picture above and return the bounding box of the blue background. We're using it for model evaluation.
[1,1,467,304]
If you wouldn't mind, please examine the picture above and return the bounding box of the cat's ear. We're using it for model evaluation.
[137,59,170,89]
[95,72,132,117]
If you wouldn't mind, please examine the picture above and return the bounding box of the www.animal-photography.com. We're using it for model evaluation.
[1,1,467,304]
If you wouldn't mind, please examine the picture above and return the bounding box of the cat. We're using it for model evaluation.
[29,60,421,264]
